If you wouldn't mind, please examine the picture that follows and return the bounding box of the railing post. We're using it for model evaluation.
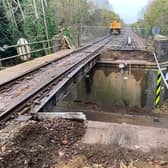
[52,35,61,52]
[17,38,31,61]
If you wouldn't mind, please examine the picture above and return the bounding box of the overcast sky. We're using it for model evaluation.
[109,0,151,24]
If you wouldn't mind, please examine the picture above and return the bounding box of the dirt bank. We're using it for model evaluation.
[0,119,168,168]
[100,49,155,62]
[0,119,85,168]
[57,144,168,168]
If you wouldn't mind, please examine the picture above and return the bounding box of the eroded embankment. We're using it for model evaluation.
[0,119,85,168]
[100,49,154,62]
[0,119,168,168]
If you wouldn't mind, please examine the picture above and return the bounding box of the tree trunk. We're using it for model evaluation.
[41,0,50,52]
[16,0,25,20]
[32,0,39,19]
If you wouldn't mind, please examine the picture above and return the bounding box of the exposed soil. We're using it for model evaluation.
[0,119,86,168]
[0,119,168,168]
[100,49,155,62]
[59,144,168,168]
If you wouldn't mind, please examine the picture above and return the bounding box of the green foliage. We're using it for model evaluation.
[1,0,57,43]
[23,17,36,41]
[88,8,120,26]
[7,24,18,44]
[36,19,45,41]
[45,6,58,38]
[50,0,120,26]
[0,0,120,58]
[0,5,11,45]
[63,28,75,46]
[0,4,17,57]
[135,0,168,36]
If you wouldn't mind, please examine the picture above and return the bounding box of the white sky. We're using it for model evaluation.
[109,0,151,24]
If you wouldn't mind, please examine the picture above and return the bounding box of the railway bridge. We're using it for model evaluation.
[0,28,167,125]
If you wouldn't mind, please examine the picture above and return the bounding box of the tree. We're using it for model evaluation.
[0,0,121,57]
[136,0,168,36]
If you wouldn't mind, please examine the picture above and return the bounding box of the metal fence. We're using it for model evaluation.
[0,37,61,68]
[0,25,110,68]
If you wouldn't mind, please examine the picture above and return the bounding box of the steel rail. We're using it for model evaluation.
[0,36,111,123]
[0,35,109,90]
[32,52,100,113]
[3,38,55,49]
[0,34,109,62]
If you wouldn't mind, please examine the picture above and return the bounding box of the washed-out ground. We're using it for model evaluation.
[0,119,168,168]
[100,49,155,62]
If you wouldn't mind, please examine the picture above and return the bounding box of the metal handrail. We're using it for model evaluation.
[0,38,61,62]
[3,38,57,49]
[0,44,61,61]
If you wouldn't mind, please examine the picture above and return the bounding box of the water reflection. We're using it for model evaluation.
[61,66,166,111]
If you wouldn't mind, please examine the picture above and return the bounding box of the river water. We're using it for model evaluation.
[53,65,167,113]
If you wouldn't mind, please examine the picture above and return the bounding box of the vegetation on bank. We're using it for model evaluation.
[132,0,168,38]
[0,0,120,58]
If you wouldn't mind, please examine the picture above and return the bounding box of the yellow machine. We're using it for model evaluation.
[110,21,121,34]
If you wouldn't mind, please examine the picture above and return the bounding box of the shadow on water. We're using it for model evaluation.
[53,65,167,115]
[41,65,168,126]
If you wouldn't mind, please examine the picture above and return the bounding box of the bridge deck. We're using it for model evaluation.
[1,29,166,124]
[0,49,73,85]
[0,36,110,122]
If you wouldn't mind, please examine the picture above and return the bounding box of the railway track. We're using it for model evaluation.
[105,27,143,50]
[0,35,111,125]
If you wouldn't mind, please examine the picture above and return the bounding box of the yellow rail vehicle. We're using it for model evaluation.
[110,21,121,34]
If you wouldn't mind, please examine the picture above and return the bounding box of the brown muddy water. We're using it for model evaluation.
[45,65,168,127]
[58,66,166,108]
